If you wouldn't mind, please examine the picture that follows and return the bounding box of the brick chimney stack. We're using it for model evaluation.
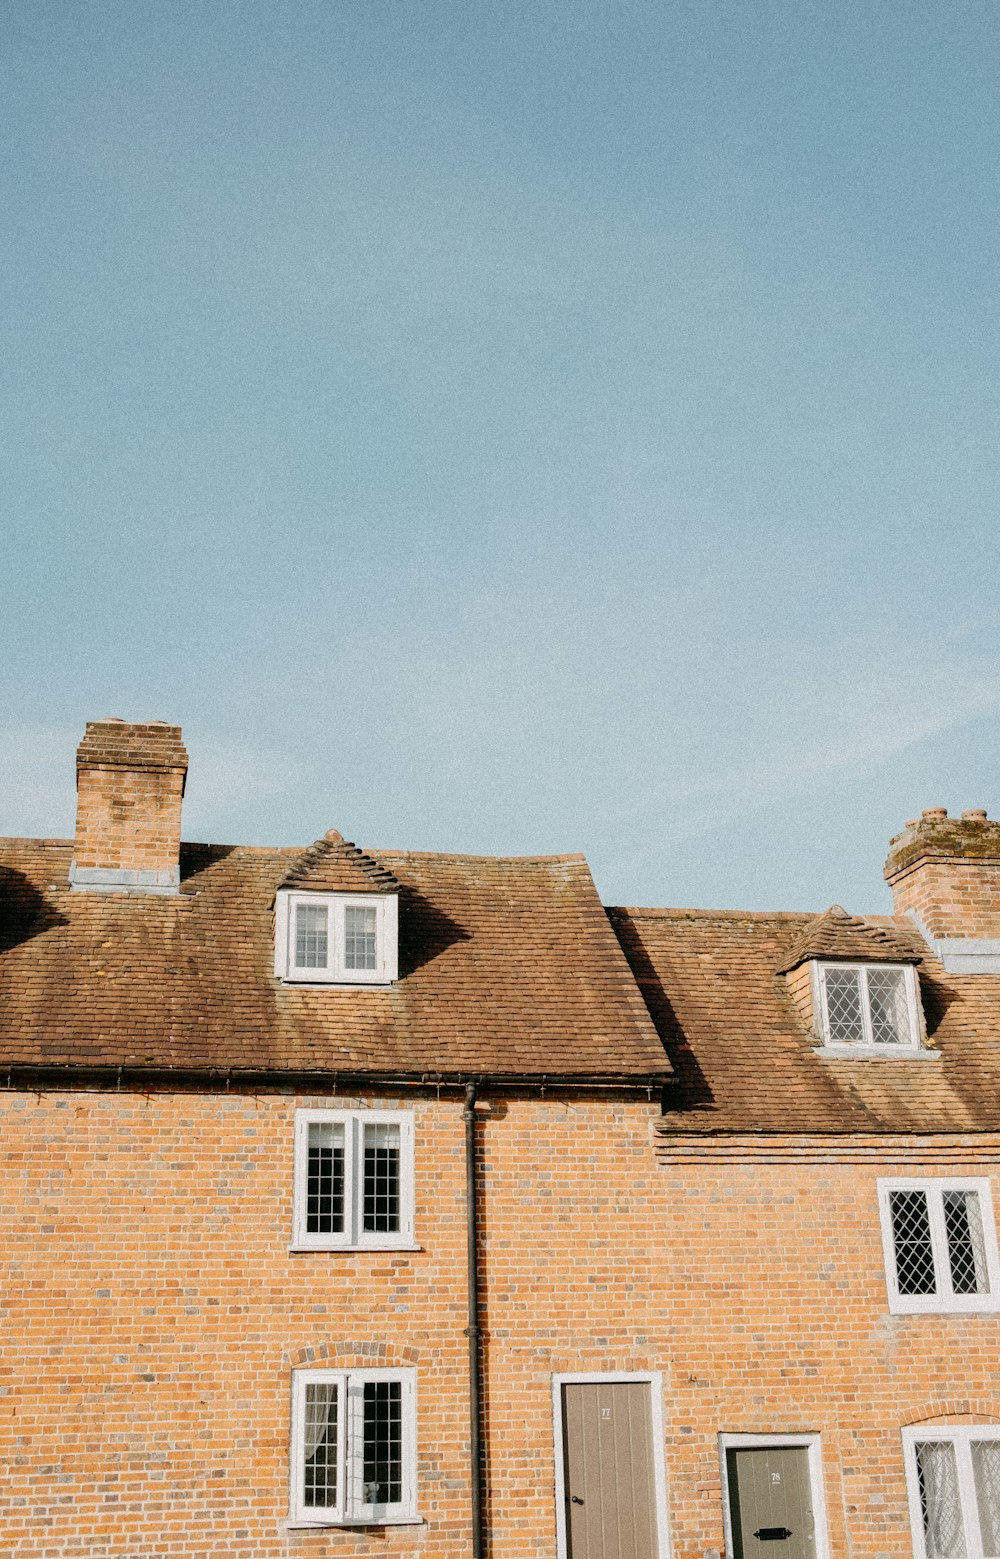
[884,808,1000,948]
[70,719,189,894]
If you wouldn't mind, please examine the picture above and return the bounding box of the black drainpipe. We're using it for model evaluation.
[464,1079,485,1559]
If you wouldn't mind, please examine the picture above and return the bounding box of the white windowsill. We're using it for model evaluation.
[286,1516,424,1529]
[815,1045,941,1060]
[288,1244,422,1254]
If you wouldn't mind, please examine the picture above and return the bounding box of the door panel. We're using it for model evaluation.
[562,1382,659,1559]
[726,1447,816,1559]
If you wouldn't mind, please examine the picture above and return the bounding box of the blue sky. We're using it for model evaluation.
[2,0,999,911]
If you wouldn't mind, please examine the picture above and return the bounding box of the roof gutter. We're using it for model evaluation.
[0,1063,672,1094]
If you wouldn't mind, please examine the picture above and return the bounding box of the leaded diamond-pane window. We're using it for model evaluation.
[906,1431,1000,1559]
[818,962,918,1047]
[882,1180,999,1314]
[944,1191,990,1296]
[891,1190,937,1295]
[916,1440,967,1559]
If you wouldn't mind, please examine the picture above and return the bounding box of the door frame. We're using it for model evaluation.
[718,1434,830,1559]
[552,1371,672,1559]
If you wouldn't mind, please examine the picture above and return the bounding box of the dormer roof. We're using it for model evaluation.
[278,830,400,895]
[774,904,922,975]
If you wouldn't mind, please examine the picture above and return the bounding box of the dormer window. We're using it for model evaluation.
[275,892,398,984]
[813,961,922,1050]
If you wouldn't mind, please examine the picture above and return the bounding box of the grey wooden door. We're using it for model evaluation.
[561,1381,659,1559]
[726,1447,817,1559]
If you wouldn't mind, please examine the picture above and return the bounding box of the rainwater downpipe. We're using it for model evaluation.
[464,1079,485,1559]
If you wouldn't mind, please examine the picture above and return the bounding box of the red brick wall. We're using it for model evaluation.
[887,857,1000,939]
[3,1090,1000,1558]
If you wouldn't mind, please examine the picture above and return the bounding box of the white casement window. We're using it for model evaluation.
[292,1110,415,1251]
[903,1427,1000,1559]
[878,1179,1000,1314]
[275,892,398,985]
[290,1368,417,1526]
[812,961,922,1050]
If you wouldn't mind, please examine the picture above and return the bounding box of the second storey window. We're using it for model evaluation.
[275,892,398,985]
[293,1110,415,1250]
[878,1179,1000,1313]
[814,961,921,1049]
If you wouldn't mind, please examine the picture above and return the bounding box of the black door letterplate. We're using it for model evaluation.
[754,1529,793,1542]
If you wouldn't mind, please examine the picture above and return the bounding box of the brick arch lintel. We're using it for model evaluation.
[903,1399,1000,1426]
[286,1339,422,1369]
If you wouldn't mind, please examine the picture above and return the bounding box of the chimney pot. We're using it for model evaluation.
[922,807,948,821]
[962,809,988,822]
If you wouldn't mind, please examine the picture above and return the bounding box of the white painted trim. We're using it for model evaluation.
[551,1371,671,1559]
[901,1425,1000,1559]
[275,891,398,984]
[814,962,923,1050]
[718,1434,830,1559]
[292,1109,415,1250]
[877,1176,1000,1314]
[290,1366,417,1526]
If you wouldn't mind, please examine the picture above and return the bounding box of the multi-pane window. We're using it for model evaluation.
[291,1369,416,1525]
[879,1180,1000,1314]
[293,1110,414,1250]
[275,893,398,985]
[903,1428,1000,1559]
[814,962,920,1049]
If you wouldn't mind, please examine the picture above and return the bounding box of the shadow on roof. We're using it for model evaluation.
[609,909,714,1111]
[397,882,471,978]
[0,868,69,954]
[179,843,239,883]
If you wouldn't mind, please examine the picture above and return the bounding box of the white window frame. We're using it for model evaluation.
[878,1178,1000,1314]
[292,1109,416,1252]
[275,891,398,985]
[719,1434,831,1559]
[811,960,923,1052]
[551,1371,672,1559]
[902,1426,1000,1559]
[289,1367,418,1527]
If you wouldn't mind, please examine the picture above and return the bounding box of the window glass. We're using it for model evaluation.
[891,1189,937,1295]
[363,1122,400,1233]
[824,967,866,1044]
[304,1381,339,1510]
[867,966,909,1044]
[916,1440,967,1559]
[944,1190,990,1296]
[345,904,378,970]
[362,1379,403,1505]
[306,1120,345,1235]
[972,1442,1000,1558]
[295,903,329,969]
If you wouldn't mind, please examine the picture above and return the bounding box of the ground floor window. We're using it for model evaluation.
[290,1368,417,1526]
[903,1427,1000,1559]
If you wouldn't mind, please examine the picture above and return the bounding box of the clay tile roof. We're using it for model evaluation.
[609,905,1000,1135]
[774,903,922,974]
[279,830,400,895]
[0,837,670,1083]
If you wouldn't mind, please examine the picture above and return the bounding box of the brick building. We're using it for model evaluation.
[3,721,1000,1559]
